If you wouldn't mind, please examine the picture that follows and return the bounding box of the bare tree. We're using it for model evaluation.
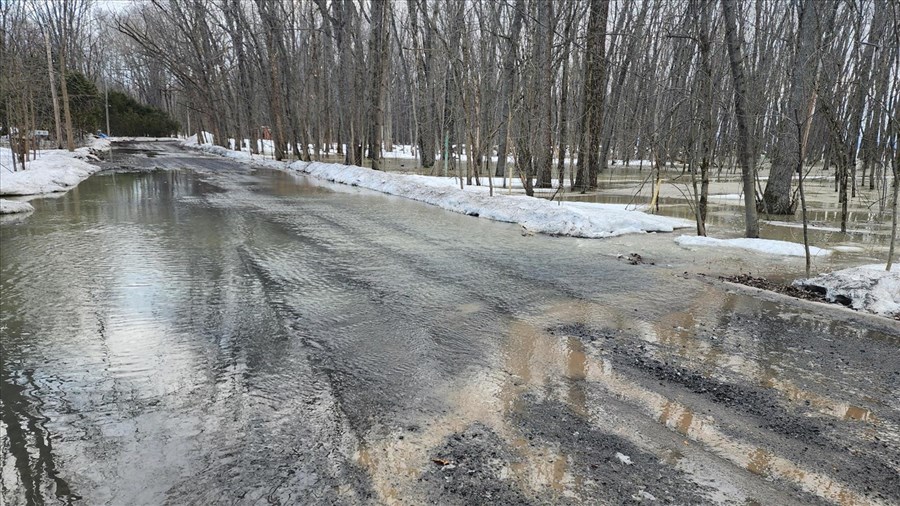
[721,0,759,238]
[573,0,609,192]
[494,0,525,184]
[761,0,822,215]
[366,0,389,170]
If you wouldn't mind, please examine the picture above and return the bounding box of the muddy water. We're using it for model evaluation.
[1,143,898,505]
[562,168,894,264]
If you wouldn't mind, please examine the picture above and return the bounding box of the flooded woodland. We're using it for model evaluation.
[2,0,899,503]
[2,143,898,505]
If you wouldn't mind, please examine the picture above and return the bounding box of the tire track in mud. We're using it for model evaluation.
[227,207,734,504]
[212,189,716,503]
[195,165,898,504]
[551,323,900,505]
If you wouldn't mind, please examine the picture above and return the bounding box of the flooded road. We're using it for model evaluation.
[1,142,898,505]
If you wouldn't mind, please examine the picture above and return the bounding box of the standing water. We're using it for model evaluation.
[2,146,898,505]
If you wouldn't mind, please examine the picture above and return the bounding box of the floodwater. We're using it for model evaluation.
[567,167,895,263]
[1,142,898,505]
[334,151,895,265]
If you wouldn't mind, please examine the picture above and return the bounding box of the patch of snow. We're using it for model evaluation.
[382,144,417,160]
[560,200,649,212]
[0,137,109,196]
[707,194,743,201]
[675,235,831,257]
[0,199,34,214]
[794,264,899,317]
[763,220,848,234]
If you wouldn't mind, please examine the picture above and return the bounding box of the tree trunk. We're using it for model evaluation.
[367,0,389,170]
[574,0,609,192]
[43,30,63,148]
[534,0,554,189]
[721,0,759,238]
[384,92,393,153]
[694,0,714,235]
[761,0,820,215]
[556,6,575,188]
[59,34,74,151]
[495,0,525,180]
[411,0,436,169]
[257,0,287,161]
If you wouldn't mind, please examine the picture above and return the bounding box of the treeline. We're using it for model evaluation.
[0,0,178,157]
[2,0,899,240]
[107,91,180,137]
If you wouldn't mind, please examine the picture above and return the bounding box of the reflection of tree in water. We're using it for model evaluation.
[1,367,79,505]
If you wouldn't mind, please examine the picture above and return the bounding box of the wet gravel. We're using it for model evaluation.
[514,399,713,505]
[420,423,532,505]
[552,322,900,504]
[722,274,831,304]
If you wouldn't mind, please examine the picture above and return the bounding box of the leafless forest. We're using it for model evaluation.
[2,0,899,241]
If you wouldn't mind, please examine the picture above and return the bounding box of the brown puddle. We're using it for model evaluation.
[844,406,876,423]
[747,448,773,477]
[352,319,586,504]
[621,293,886,431]
[354,294,886,505]
[536,299,884,505]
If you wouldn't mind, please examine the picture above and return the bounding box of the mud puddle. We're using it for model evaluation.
[354,294,897,505]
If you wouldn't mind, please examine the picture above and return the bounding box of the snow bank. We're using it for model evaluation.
[182,135,693,238]
[794,264,899,317]
[289,161,693,238]
[184,136,254,161]
[0,199,34,214]
[675,235,832,257]
[0,137,110,196]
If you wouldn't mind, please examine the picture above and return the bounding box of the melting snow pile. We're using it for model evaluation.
[0,137,110,196]
[185,135,254,161]
[0,199,34,214]
[675,235,831,257]
[794,264,899,317]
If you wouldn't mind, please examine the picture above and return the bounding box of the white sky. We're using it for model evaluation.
[95,0,147,13]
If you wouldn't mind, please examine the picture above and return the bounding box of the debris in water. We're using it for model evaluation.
[632,490,657,501]
[615,452,633,465]
[794,264,900,318]
[618,253,653,265]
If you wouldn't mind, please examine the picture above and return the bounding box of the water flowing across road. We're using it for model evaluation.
[1,142,898,505]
